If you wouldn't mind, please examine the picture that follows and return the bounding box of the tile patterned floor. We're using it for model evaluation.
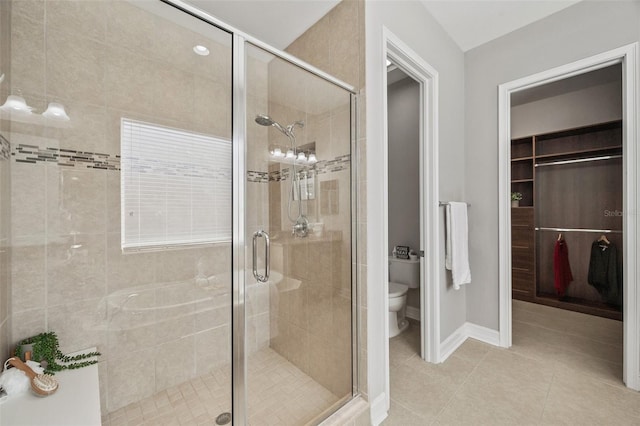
[384,300,638,425]
[102,348,339,426]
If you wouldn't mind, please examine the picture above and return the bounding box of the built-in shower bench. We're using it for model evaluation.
[0,348,101,425]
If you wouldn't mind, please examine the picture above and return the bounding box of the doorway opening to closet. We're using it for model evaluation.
[509,63,624,384]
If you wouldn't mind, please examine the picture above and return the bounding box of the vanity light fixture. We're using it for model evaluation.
[193,45,210,56]
[0,94,33,114]
[269,145,318,165]
[42,102,70,121]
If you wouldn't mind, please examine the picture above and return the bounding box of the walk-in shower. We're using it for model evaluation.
[0,0,357,424]
[254,114,309,237]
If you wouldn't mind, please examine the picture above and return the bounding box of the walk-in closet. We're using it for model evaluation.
[509,64,624,383]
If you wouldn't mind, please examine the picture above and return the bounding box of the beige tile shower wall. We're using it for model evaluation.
[268,236,351,397]
[264,50,354,398]
[7,0,262,415]
[286,0,367,396]
[0,0,11,361]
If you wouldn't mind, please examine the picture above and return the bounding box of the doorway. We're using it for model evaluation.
[498,44,640,390]
[380,28,441,413]
[510,63,624,386]
[386,60,422,354]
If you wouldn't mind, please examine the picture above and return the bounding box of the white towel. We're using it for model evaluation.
[445,202,471,289]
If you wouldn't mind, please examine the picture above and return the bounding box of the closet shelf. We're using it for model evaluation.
[511,119,623,320]
[535,145,622,161]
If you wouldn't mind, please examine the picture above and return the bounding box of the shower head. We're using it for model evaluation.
[255,114,275,127]
[255,114,305,138]
[255,114,290,137]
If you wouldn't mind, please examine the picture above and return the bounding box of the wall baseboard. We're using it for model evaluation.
[320,395,369,425]
[465,322,500,346]
[369,393,388,426]
[438,322,500,362]
[438,323,468,362]
[405,306,420,321]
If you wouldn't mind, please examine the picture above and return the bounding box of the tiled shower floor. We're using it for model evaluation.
[103,348,340,426]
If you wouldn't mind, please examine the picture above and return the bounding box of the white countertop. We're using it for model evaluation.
[0,348,101,426]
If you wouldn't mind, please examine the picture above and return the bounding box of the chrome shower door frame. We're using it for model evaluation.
[160,1,359,423]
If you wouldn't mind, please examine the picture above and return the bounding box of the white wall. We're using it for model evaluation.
[511,80,622,139]
[366,0,467,415]
[465,0,640,330]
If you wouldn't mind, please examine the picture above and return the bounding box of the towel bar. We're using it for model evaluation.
[439,201,471,206]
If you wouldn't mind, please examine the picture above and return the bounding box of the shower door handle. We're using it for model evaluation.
[252,230,270,283]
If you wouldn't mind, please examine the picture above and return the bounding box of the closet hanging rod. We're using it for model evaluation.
[439,201,471,206]
[535,227,622,234]
[535,154,622,168]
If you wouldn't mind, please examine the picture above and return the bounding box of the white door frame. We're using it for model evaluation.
[381,27,440,407]
[498,43,640,390]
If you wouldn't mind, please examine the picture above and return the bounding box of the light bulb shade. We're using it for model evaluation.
[308,154,317,163]
[1,95,32,114]
[297,152,306,161]
[285,150,295,158]
[272,148,283,157]
[42,102,70,121]
[193,45,210,56]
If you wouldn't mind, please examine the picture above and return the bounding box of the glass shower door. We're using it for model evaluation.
[243,41,355,424]
[3,0,235,422]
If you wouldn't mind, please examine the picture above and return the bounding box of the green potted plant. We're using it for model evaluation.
[14,332,100,374]
[511,192,523,207]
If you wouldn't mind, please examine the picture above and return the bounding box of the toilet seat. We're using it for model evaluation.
[388,282,409,297]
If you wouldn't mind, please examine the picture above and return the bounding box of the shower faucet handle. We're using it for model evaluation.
[292,216,309,238]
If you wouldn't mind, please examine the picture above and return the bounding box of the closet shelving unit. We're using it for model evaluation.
[511,120,623,320]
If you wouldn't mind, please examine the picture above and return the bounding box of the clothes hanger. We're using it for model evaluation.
[598,234,610,244]
[557,233,563,241]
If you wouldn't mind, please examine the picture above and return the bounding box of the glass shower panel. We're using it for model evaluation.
[245,42,354,424]
[5,0,233,421]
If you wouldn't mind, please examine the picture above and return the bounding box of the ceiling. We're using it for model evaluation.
[187,0,583,53]
[187,0,341,50]
[420,0,583,52]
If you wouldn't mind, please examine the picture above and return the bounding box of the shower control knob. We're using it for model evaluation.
[292,216,309,237]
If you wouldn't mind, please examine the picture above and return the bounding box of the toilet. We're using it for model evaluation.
[388,256,420,338]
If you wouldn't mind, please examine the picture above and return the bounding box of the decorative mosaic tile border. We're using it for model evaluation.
[9,140,350,182]
[317,154,351,174]
[0,135,9,161]
[13,144,121,170]
[247,171,269,183]
[267,154,351,183]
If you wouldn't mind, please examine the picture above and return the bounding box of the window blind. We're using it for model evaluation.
[121,118,231,251]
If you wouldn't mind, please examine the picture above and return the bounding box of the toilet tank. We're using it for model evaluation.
[389,256,420,288]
